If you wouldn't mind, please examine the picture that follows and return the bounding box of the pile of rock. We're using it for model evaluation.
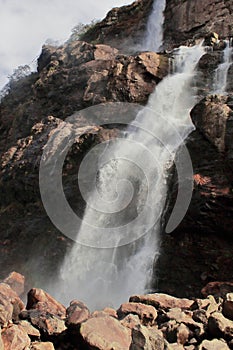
[1,272,233,349]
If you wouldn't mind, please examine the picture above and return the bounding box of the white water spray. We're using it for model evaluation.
[213,39,233,94]
[51,42,204,310]
[142,0,166,51]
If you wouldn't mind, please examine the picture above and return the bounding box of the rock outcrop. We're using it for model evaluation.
[164,0,233,49]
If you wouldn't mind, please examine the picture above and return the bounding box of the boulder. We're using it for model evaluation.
[1,324,31,350]
[121,314,141,330]
[18,320,40,338]
[28,311,66,337]
[0,283,24,326]
[66,300,90,328]
[130,325,164,350]
[208,312,233,339]
[129,294,194,310]
[80,315,131,350]
[27,288,66,319]
[3,272,25,296]
[199,338,230,349]
[117,302,157,325]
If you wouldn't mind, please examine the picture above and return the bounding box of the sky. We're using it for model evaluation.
[0,0,132,89]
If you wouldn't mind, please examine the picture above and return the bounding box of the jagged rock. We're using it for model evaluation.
[28,310,66,337]
[30,342,55,350]
[192,310,208,325]
[166,308,204,337]
[26,288,66,319]
[3,272,25,297]
[1,324,31,350]
[129,294,194,310]
[117,302,157,325]
[17,320,40,338]
[199,338,230,349]
[130,325,164,350]
[0,283,24,326]
[0,40,168,155]
[80,315,131,350]
[66,300,90,328]
[208,312,233,338]
[80,0,153,53]
[121,314,141,330]
[191,95,232,154]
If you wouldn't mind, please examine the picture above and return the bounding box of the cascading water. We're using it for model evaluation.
[51,46,205,310]
[48,0,205,309]
[212,39,233,94]
[142,0,166,51]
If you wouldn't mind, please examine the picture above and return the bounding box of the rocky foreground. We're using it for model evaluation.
[1,272,233,349]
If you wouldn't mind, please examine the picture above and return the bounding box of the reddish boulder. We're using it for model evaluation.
[80,315,131,350]
[27,288,66,318]
[3,272,25,297]
[0,283,24,326]
[129,294,194,310]
[66,300,90,328]
[28,311,66,337]
[117,302,157,325]
[1,324,30,350]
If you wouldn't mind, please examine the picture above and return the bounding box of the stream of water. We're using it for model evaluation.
[52,1,205,309]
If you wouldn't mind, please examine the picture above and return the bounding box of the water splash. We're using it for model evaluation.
[51,44,204,310]
[212,39,233,94]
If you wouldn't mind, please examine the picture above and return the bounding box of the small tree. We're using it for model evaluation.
[67,20,99,42]
[0,65,31,101]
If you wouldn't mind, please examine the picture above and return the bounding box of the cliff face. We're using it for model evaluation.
[164,0,233,48]
[0,0,233,298]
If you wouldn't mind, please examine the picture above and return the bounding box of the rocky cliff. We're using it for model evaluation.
[0,0,233,331]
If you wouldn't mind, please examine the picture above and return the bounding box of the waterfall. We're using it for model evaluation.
[50,42,204,310]
[212,39,233,94]
[142,0,166,51]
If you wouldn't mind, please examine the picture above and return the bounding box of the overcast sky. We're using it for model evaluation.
[0,0,132,89]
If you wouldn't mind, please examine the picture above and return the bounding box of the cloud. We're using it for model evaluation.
[0,0,131,88]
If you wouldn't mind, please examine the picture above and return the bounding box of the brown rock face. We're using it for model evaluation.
[164,0,233,49]
[80,0,153,53]
[0,40,168,156]
[80,315,131,350]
